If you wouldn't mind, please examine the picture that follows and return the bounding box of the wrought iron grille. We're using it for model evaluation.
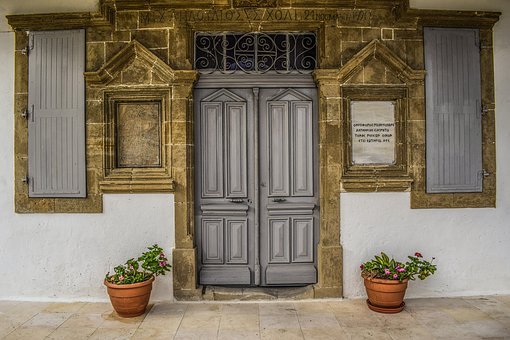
[194,32,317,74]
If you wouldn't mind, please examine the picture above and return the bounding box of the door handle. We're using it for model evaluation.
[229,199,245,203]
[272,198,287,202]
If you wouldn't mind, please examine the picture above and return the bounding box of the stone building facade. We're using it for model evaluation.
[6,0,499,300]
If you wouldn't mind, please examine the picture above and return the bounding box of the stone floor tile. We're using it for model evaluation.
[21,312,71,328]
[132,326,178,339]
[441,306,493,323]
[384,325,433,340]
[43,302,87,313]
[301,326,350,340]
[260,327,304,339]
[453,319,510,338]
[178,312,221,332]
[78,302,114,314]
[375,309,418,328]
[174,328,220,339]
[58,312,105,328]
[3,326,56,340]
[259,302,297,316]
[139,313,183,332]
[221,302,259,315]
[148,302,188,316]
[0,319,19,338]
[46,326,97,339]
[297,313,341,330]
[218,329,260,340]
[220,313,259,331]
[260,314,301,330]
[98,311,146,329]
[343,326,393,340]
[88,327,137,340]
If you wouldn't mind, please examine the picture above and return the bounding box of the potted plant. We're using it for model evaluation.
[360,252,436,314]
[104,244,171,317]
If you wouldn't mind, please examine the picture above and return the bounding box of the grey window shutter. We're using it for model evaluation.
[424,28,483,193]
[28,30,86,197]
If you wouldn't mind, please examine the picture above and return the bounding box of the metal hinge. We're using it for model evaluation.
[21,176,30,184]
[479,169,491,179]
[21,33,34,56]
[21,105,33,120]
[481,104,490,116]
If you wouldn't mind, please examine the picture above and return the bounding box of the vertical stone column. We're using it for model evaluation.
[171,72,202,300]
[313,71,343,298]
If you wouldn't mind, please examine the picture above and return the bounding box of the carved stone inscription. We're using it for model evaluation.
[116,102,162,168]
[351,101,396,165]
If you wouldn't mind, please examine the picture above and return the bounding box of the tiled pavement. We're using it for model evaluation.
[0,296,509,339]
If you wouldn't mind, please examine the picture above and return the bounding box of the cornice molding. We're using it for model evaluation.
[6,12,111,31]
[406,8,501,29]
[84,40,198,86]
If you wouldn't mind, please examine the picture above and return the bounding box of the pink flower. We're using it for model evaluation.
[159,253,165,258]
[393,274,398,279]
[384,268,391,275]
[415,252,423,258]
[360,264,364,270]
[398,268,405,272]
[119,275,124,281]
[159,261,167,267]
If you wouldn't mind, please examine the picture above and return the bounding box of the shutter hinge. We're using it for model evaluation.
[481,103,491,116]
[21,105,33,120]
[21,176,30,184]
[21,33,34,56]
[479,169,491,179]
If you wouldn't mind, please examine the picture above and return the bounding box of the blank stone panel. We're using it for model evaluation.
[116,102,161,168]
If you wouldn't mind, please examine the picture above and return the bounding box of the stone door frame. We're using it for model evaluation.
[172,23,343,300]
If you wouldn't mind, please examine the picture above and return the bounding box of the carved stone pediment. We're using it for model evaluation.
[84,40,197,87]
[315,39,425,85]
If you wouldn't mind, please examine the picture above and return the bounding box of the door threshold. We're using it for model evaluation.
[202,285,315,301]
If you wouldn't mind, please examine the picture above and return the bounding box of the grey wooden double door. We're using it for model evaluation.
[195,83,319,286]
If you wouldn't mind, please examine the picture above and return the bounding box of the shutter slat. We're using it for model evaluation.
[425,28,483,193]
[28,30,86,197]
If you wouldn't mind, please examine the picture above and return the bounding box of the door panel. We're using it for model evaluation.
[291,102,314,197]
[201,102,224,198]
[267,101,290,197]
[225,102,248,198]
[195,85,318,287]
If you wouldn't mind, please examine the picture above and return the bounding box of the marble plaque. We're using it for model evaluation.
[351,101,396,165]
[116,102,161,168]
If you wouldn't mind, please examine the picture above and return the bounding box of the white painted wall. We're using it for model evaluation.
[0,0,509,301]
[343,0,510,298]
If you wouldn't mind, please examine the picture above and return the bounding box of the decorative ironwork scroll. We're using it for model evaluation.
[195,32,317,74]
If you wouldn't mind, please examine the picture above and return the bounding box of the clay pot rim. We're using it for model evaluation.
[363,276,409,284]
[104,275,155,289]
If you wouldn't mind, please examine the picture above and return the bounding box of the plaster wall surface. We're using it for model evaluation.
[0,0,509,301]
[343,0,510,298]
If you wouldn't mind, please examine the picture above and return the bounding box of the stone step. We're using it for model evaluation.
[202,285,315,301]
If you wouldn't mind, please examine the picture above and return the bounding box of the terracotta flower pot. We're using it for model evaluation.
[363,277,408,313]
[104,276,154,317]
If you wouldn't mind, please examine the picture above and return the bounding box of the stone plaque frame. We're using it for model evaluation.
[341,86,412,191]
[101,89,173,193]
